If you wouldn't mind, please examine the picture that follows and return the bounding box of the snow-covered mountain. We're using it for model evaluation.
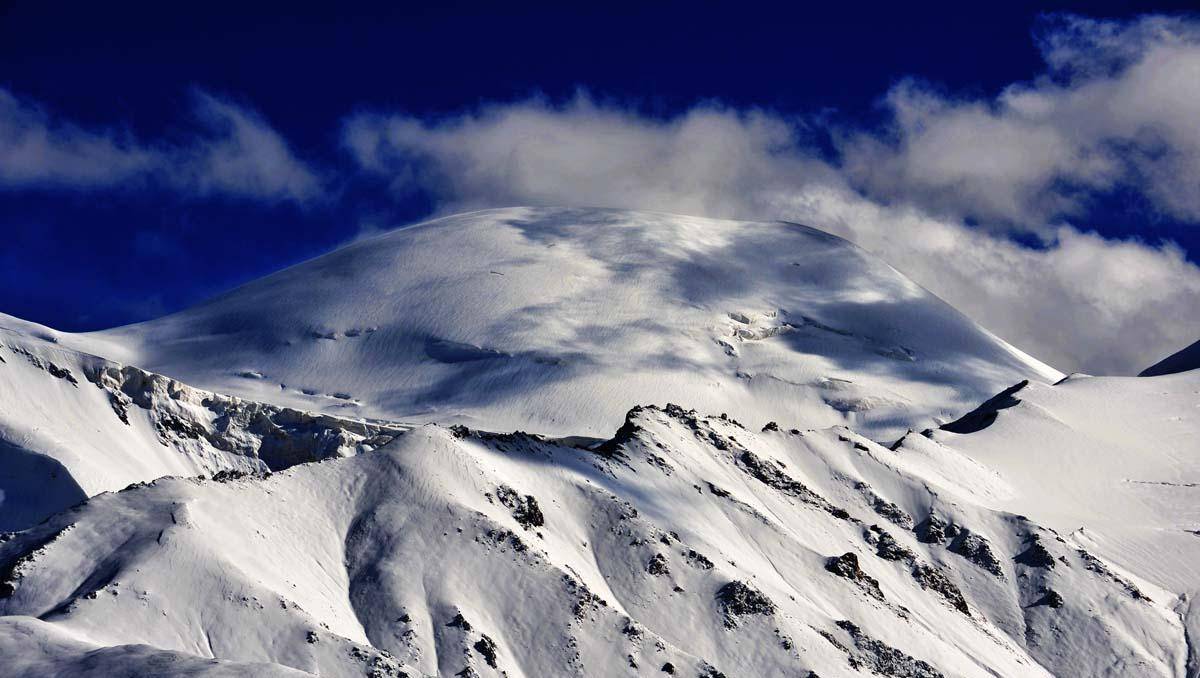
[895,370,1200,677]
[0,327,406,531]
[1,208,1195,677]
[50,207,1059,441]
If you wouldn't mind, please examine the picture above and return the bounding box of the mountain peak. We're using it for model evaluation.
[56,207,1061,440]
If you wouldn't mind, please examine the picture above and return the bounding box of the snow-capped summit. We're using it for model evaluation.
[50,207,1059,440]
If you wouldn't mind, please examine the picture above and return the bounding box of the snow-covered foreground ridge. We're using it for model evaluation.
[3,362,1196,677]
[1,207,1197,676]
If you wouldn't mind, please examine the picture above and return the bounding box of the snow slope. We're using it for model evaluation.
[5,206,1192,677]
[896,370,1200,676]
[2,402,1184,677]
[29,207,1061,441]
[0,327,404,531]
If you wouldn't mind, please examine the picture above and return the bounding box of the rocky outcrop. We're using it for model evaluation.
[85,362,406,471]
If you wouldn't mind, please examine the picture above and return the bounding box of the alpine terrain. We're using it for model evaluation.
[1,207,1196,677]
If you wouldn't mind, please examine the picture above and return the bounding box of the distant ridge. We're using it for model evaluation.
[1139,338,1200,376]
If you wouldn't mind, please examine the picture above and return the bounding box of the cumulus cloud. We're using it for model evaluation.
[341,14,1200,375]
[0,88,320,203]
[842,14,1200,225]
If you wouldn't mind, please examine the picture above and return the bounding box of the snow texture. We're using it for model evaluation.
[0,207,1194,677]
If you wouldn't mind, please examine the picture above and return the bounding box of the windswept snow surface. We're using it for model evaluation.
[48,207,1060,441]
[6,207,1196,677]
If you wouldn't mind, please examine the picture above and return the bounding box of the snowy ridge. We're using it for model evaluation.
[0,329,405,530]
[898,370,1200,676]
[1,399,1185,677]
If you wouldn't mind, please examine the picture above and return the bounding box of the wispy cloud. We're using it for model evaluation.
[0,88,321,204]
[341,14,1200,375]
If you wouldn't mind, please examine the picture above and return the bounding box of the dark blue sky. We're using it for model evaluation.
[1,1,1196,331]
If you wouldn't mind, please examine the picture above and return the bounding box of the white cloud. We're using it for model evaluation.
[842,14,1200,225]
[179,91,322,203]
[341,14,1200,375]
[0,89,158,187]
[0,88,321,204]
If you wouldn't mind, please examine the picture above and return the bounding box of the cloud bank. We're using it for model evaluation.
[0,88,319,203]
[342,14,1200,375]
[1,14,1195,375]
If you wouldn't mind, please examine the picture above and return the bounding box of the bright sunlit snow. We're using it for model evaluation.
[0,208,1195,678]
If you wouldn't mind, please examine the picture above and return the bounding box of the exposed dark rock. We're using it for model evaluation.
[717,412,745,429]
[683,549,714,570]
[7,345,78,386]
[479,528,528,553]
[46,362,79,385]
[495,485,545,529]
[1032,589,1065,608]
[211,469,270,483]
[563,574,606,620]
[660,662,675,674]
[446,613,472,631]
[825,553,885,601]
[947,531,1004,578]
[939,380,1027,434]
[910,564,969,614]
[762,421,780,432]
[473,635,498,668]
[647,553,670,576]
[705,482,731,498]
[716,581,776,628]
[1076,549,1148,601]
[348,645,406,677]
[83,362,404,471]
[0,525,73,598]
[596,406,649,458]
[914,515,957,544]
[645,452,675,475]
[737,450,851,520]
[855,483,914,529]
[1014,535,1056,569]
[106,391,132,425]
[864,525,914,562]
[833,620,944,678]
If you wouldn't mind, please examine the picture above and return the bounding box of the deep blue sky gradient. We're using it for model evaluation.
[1,1,1195,330]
